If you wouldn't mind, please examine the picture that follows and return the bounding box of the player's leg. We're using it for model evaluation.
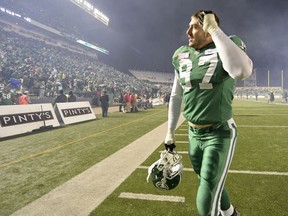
[188,119,238,216]
[197,142,232,216]
[188,128,214,215]
[217,119,239,216]
[220,187,231,212]
[188,127,217,216]
[220,187,239,216]
[219,119,239,216]
[187,130,203,175]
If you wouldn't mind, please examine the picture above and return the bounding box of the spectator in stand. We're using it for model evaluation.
[0,86,16,105]
[39,81,45,99]
[54,90,67,105]
[99,91,109,117]
[0,27,159,103]
[68,91,76,102]
[19,91,31,105]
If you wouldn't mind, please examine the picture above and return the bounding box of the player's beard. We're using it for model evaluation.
[188,32,209,49]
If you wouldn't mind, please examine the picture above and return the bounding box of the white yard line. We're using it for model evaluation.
[119,192,185,203]
[175,141,188,143]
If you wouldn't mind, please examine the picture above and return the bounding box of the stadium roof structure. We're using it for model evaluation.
[130,70,174,84]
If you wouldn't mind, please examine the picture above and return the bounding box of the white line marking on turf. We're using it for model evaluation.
[175,141,188,144]
[225,170,288,176]
[119,192,185,203]
[159,151,187,154]
[138,166,288,176]
[175,151,188,154]
[181,168,288,176]
[237,125,288,128]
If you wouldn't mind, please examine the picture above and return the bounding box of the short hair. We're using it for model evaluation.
[193,10,220,26]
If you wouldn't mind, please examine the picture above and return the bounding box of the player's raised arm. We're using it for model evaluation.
[199,11,253,80]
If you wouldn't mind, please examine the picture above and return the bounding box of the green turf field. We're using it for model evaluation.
[1,100,288,216]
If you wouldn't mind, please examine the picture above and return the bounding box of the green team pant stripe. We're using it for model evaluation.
[212,118,238,216]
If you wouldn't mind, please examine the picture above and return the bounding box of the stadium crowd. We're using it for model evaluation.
[0,1,173,108]
[0,25,171,107]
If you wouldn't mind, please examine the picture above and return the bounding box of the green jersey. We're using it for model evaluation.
[172,35,246,125]
[0,91,15,105]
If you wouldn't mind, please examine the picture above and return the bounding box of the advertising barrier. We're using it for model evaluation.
[0,104,60,138]
[54,101,96,125]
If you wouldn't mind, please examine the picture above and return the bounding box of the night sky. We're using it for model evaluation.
[89,0,288,87]
[3,0,288,86]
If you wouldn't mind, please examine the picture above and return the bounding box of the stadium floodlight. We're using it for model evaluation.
[0,6,23,20]
[76,39,109,55]
[70,0,109,26]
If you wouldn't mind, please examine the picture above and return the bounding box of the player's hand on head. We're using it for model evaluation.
[198,11,219,34]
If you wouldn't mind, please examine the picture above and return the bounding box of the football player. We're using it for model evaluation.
[164,10,253,216]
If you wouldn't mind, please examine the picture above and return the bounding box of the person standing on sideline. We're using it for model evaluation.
[100,91,109,117]
[268,91,274,103]
[164,92,171,109]
[164,10,253,216]
[282,91,288,103]
[130,92,137,112]
[68,91,77,102]
[19,91,31,105]
[118,92,124,112]
[123,92,131,113]
[54,90,67,105]
[255,90,258,101]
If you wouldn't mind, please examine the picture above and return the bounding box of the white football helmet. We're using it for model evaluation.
[147,150,183,190]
